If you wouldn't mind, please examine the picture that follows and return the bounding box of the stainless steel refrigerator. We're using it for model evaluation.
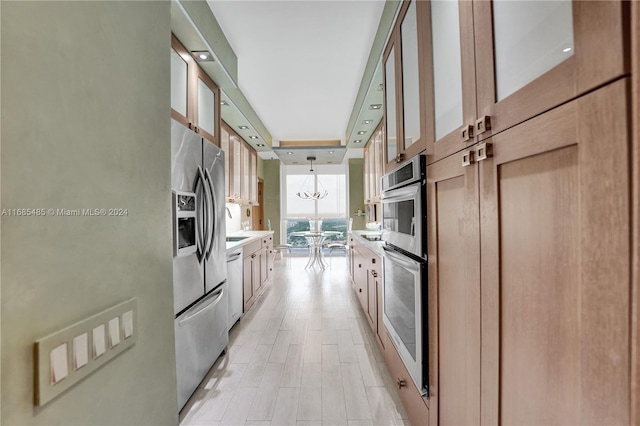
[171,119,228,411]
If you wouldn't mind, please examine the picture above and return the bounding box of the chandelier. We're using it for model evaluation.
[296,155,328,200]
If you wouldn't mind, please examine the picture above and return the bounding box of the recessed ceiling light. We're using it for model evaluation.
[249,136,258,139]
[293,161,299,164]
[563,47,572,53]
[357,131,367,135]
[220,100,228,106]
[328,151,334,154]
[238,125,249,130]
[354,140,362,143]
[363,119,373,125]
[287,151,293,155]
[369,104,382,110]
[256,144,265,147]
[328,161,333,164]
[192,51,214,62]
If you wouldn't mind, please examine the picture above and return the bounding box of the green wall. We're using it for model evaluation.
[349,159,366,230]
[262,160,281,244]
[1,2,178,424]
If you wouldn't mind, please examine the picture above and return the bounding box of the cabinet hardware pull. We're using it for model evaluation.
[396,378,406,389]
[371,271,378,277]
[461,124,474,142]
[462,150,474,167]
[251,254,256,259]
[358,264,362,268]
[476,142,492,161]
[371,258,376,264]
[359,288,362,293]
[475,116,491,135]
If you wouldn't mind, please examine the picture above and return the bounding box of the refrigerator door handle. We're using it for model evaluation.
[204,168,216,260]
[178,287,224,327]
[193,166,208,262]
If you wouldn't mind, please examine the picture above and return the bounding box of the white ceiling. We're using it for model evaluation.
[206,0,386,146]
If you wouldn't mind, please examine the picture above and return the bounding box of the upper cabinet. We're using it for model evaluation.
[364,122,385,204]
[221,121,259,206]
[383,1,429,173]
[421,0,629,164]
[473,0,628,140]
[171,35,220,146]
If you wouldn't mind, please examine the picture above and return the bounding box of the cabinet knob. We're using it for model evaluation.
[371,258,376,264]
[359,288,362,293]
[358,264,362,268]
[462,150,475,167]
[396,378,406,389]
[475,116,491,135]
[461,124,474,142]
[371,271,378,278]
[476,142,492,162]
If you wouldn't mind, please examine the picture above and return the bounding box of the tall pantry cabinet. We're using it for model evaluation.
[421,0,633,425]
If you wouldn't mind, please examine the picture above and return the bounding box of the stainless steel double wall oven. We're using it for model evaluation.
[381,154,428,397]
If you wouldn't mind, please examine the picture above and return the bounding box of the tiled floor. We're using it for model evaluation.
[179,255,409,426]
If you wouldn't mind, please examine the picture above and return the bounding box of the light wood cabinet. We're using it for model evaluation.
[170,34,220,146]
[221,121,258,205]
[364,124,385,204]
[242,234,275,313]
[427,78,632,425]
[383,1,428,173]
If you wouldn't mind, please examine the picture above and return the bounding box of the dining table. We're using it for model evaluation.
[290,230,342,269]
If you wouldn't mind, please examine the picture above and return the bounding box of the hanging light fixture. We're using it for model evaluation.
[296,155,328,200]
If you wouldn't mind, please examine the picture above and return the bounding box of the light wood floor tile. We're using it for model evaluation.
[303,330,322,363]
[247,363,285,421]
[281,344,304,388]
[321,345,342,387]
[269,330,292,363]
[337,329,358,363]
[354,345,386,388]
[219,387,257,426]
[239,344,272,387]
[301,362,322,388]
[297,386,322,421]
[270,387,300,425]
[322,385,348,426]
[341,362,372,420]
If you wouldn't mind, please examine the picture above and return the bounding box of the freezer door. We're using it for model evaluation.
[171,119,205,315]
[175,283,229,410]
[203,141,227,293]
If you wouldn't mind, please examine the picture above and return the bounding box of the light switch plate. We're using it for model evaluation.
[34,298,137,407]
[122,310,133,338]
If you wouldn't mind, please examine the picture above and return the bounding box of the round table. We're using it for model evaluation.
[290,231,342,269]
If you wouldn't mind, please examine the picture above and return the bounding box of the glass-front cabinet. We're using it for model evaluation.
[222,122,258,206]
[383,0,428,173]
[170,34,220,146]
[473,0,628,140]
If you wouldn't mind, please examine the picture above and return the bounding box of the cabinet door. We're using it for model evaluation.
[251,253,261,299]
[194,67,219,145]
[480,79,630,425]
[241,142,250,204]
[426,147,480,425]
[231,135,242,202]
[249,149,258,205]
[375,268,384,350]
[221,125,231,200]
[243,257,254,311]
[383,37,401,172]
[171,35,192,128]
[474,0,629,139]
[364,143,372,204]
[353,246,368,311]
[424,0,476,163]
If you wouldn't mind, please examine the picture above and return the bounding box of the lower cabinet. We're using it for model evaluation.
[242,233,275,312]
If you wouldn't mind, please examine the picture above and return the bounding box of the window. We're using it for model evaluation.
[281,164,349,251]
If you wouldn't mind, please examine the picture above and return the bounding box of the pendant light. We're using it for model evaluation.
[296,156,328,200]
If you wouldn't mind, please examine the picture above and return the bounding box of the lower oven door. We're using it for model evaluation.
[382,245,428,396]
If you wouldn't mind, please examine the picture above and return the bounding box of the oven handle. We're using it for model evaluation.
[380,182,421,202]
[382,246,421,271]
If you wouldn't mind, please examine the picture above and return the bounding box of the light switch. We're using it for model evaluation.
[92,325,106,358]
[50,343,68,385]
[72,333,88,370]
[122,310,133,339]
[108,317,120,348]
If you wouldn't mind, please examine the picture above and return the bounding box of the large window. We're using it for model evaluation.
[281,164,349,251]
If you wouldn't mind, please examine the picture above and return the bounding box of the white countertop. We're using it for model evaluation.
[226,230,274,252]
[350,230,386,256]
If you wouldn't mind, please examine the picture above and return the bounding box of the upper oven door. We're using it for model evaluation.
[382,245,428,396]
[381,182,423,257]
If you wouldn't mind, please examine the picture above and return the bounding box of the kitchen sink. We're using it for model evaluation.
[226,236,249,242]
